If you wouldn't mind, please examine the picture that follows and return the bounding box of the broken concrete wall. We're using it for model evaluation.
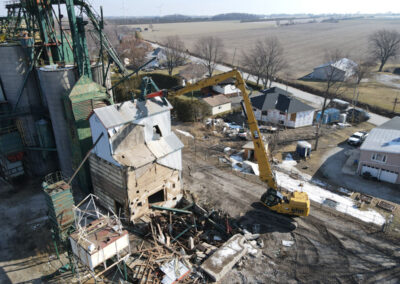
[127,163,182,221]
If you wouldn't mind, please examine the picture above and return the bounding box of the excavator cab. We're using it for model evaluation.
[261,188,310,217]
[261,188,284,207]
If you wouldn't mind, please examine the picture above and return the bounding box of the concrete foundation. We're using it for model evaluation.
[200,234,247,282]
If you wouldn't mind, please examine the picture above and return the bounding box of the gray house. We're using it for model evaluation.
[249,87,315,128]
[312,58,357,81]
[357,117,400,184]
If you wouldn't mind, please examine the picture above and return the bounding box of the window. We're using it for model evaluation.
[262,111,268,116]
[148,189,165,204]
[153,125,162,140]
[290,113,296,121]
[279,111,286,115]
[371,153,387,163]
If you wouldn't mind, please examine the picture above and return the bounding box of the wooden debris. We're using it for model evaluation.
[376,201,396,212]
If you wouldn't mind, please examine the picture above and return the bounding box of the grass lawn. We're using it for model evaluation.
[297,79,399,112]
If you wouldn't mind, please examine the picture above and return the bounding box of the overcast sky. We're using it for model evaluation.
[0,0,399,16]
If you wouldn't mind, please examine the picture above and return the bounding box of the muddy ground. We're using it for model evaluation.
[1,120,399,283]
[183,150,400,283]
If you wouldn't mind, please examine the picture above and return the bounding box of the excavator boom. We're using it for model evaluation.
[171,70,277,188]
[168,70,309,217]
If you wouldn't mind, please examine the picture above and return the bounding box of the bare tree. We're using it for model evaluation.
[241,42,264,86]
[195,36,226,77]
[116,36,150,70]
[163,35,188,76]
[350,58,374,122]
[258,37,286,89]
[369,29,400,72]
[314,49,348,150]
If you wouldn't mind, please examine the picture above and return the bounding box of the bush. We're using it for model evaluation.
[169,97,211,122]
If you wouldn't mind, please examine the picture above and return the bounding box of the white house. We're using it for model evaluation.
[88,97,184,221]
[212,78,241,97]
[249,87,315,128]
[202,94,232,115]
[312,58,357,81]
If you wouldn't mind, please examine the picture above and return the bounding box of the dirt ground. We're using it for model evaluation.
[0,178,70,283]
[1,120,399,283]
[182,149,400,283]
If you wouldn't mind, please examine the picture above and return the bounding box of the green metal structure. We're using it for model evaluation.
[63,76,113,193]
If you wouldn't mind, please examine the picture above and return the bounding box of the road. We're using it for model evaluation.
[149,42,390,126]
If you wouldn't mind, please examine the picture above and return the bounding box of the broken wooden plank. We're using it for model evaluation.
[376,201,396,212]
[150,205,193,214]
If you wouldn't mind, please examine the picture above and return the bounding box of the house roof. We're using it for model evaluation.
[152,47,164,56]
[112,133,183,169]
[315,58,357,72]
[113,143,155,168]
[202,94,231,107]
[251,87,314,113]
[93,98,172,129]
[147,133,184,159]
[361,117,400,154]
[376,116,400,130]
[218,78,236,85]
[179,63,208,81]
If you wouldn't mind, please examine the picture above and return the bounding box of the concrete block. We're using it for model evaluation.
[200,234,247,282]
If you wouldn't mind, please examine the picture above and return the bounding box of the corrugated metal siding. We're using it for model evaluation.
[37,66,77,178]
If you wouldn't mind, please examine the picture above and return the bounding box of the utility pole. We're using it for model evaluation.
[393,96,399,113]
[231,47,237,67]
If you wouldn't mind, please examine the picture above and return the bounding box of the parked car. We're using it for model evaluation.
[347,131,368,146]
[346,108,370,123]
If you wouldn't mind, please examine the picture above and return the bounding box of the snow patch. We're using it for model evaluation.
[282,240,294,247]
[275,171,385,226]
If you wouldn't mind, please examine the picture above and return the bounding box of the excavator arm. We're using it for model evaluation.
[167,69,309,217]
[169,70,277,189]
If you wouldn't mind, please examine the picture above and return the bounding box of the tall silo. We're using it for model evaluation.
[37,65,77,179]
[0,42,56,176]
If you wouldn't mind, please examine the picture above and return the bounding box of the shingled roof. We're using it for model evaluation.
[251,87,314,113]
[202,94,231,107]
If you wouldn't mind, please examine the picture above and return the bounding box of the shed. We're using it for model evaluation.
[202,94,232,115]
[296,141,312,158]
[316,108,340,124]
[242,141,269,161]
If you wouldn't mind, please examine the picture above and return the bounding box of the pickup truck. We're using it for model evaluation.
[347,131,368,146]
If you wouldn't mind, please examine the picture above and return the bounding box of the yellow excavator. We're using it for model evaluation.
[156,69,310,217]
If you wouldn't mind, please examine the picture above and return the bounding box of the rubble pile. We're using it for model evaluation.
[124,198,262,283]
